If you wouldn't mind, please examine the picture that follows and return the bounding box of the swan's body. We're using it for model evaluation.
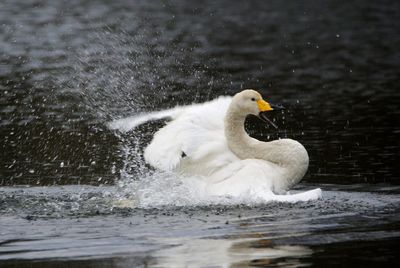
[111,90,321,202]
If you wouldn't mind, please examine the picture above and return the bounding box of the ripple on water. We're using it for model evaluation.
[0,184,399,266]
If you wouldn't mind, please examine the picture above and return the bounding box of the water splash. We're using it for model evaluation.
[108,111,323,208]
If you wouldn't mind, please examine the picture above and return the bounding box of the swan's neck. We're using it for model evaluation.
[224,109,309,191]
[224,112,255,158]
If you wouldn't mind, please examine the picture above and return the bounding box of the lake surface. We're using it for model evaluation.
[1,184,400,267]
[1,0,399,267]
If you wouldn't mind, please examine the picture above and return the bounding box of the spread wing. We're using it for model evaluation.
[144,96,234,172]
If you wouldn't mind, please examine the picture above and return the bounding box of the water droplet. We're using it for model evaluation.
[111,164,116,174]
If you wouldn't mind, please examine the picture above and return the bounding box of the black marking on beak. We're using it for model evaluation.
[258,103,285,128]
[259,112,278,129]
[271,103,285,111]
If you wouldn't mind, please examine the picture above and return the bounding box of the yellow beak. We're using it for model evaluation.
[257,99,273,112]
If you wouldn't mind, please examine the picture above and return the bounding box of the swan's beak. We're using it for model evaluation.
[257,99,273,112]
[257,100,285,129]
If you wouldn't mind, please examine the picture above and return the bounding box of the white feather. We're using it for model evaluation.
[144,96,233,173]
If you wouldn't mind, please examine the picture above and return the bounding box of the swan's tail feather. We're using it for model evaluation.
[271,188,322,203]
[108,107,182,132]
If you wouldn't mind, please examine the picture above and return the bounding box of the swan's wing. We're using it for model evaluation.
[144,96,232,171]
[206,159,278,192]
[108,107,182,132]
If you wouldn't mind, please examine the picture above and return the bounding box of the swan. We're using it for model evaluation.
[111,89,322,202]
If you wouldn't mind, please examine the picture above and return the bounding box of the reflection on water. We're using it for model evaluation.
[154,238,312,268]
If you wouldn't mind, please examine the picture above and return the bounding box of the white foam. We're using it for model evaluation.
[115,171,322,208]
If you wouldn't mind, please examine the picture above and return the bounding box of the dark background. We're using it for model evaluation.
[1,0,399,185]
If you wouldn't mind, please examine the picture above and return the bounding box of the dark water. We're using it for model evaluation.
[1,0,399,185]
[1,184,400,267]
[1,0,400,267]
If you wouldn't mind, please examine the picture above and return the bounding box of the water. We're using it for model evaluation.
[1,0,400,266]
[1,184,400,267]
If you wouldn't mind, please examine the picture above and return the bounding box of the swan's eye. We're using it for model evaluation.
[251,98,256,101]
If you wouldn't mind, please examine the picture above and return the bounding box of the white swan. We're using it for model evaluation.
[111,89,321,202]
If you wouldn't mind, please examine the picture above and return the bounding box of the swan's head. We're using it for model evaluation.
[232,89,270,114]
[231,89,284,127]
